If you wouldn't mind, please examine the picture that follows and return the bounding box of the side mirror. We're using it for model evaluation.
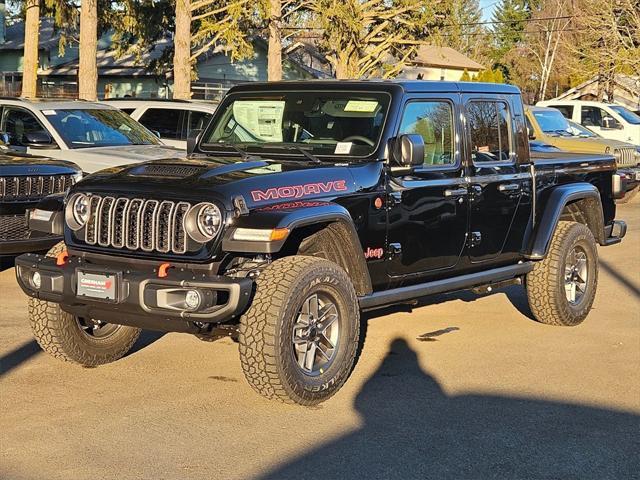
[390,134,424,175]
[527,127,535,140]
[186,129,203,155]
[151,130,161,139]
[0,132,9,147]
[23,131,55,149]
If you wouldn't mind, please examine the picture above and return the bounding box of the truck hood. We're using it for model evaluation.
[541,134,635,153]
[75,155,381,211]
[46,145,185,173]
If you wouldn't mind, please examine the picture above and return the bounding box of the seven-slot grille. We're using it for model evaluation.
[616,148,638,167]
[82,195,191,254]
[0,174,75,200]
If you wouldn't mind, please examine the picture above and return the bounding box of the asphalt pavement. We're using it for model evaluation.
[1,200,639,480]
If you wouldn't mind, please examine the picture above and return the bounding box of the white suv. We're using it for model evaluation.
[537,100,640,146]
[0,98,183,173]
[103,99,219,149]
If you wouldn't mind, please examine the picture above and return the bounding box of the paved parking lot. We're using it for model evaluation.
[1,200,639,480]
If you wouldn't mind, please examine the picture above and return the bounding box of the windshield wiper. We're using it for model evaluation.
[281,145,321,164]
[216,142,257,162]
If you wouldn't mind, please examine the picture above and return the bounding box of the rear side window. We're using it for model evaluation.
[187,110,212,138]
[1,108,49,146]
[467,101,512,163]
[138,108,182,139]
[120,108,136,115]
[552,105,573,119]
[398,101,455,167]
[581,106,606,127]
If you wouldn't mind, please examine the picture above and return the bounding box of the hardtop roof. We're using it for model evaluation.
[228,80,521,95]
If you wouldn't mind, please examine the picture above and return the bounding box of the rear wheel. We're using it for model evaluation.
[526,221,598,326]
[29,242,141,366]
[239,256,360,405]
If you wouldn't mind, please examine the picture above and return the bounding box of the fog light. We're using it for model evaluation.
[184,290,202,310]
[32,271,42,289]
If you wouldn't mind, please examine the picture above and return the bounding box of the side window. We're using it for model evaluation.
[138,108,182,139]
[581,106,605,127]
[398,101,455,167]
[553,105,573,119]
[467,101,512,163]
[1,108,48,146]
[119,108,136,115]
[186,110,212,139]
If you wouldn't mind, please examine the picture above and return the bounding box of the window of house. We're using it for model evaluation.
[138,108,182,139]
[398,101,455,167]
[467,101,512,163]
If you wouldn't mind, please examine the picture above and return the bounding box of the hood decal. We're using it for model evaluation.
[250,180,348,202]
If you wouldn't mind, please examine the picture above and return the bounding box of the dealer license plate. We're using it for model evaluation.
[77,271,118,301]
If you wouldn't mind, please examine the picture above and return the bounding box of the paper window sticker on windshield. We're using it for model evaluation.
[42,110,57,116]
[334,142,353,154]
[344,101,379,113]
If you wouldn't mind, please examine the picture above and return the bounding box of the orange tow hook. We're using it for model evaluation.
[158,263,172,278]
[56,250,69,266]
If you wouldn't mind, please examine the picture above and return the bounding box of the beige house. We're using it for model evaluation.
[399,45,484,81]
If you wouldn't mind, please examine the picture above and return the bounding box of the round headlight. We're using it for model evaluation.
[66,193,90,231]
[186,203,222,243]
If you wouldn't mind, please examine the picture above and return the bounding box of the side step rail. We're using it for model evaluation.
[358,262,534,310]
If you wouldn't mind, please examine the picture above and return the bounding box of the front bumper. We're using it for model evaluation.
[15,253,253,333]
[618,166,640,190]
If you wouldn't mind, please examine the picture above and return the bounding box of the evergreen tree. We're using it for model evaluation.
[491,0,531,62]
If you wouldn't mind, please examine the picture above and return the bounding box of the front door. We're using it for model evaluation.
[386,95,469,279]
[463,96,530,263]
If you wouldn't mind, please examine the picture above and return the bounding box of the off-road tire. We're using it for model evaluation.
[239,256,360,405]
[526,221,598,326]
[28,242,141,366]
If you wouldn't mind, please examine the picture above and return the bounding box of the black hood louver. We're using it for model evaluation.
[129,164,205,178]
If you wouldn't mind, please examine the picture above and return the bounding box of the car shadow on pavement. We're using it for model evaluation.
[258,338,640,480]
[601,259,640,297]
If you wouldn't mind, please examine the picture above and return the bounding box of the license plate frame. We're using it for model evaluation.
[76,269,121,302]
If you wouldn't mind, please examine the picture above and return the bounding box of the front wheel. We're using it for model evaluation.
[28,242,141,366]
[239,256,360,405]
[526,221,598,326]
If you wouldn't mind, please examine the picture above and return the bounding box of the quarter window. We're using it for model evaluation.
[467,101,512,163]
[138,108,182,139]
[398,101,455,166]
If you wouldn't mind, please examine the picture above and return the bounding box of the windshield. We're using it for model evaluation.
[533,109,573,135]
[202,91,390,158]
[567,119,598,137]
[45,109,161,149]
[609,106,640,125]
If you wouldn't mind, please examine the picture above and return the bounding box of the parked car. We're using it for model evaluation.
[16,81,627,406]
[0,98,183,173]
[103,99,218,149]
[0,151,81,257]
[525,106,640,201]
[536,100,640,146]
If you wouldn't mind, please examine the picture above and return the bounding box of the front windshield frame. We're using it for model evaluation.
[46,108,161,149]
[609,105,640,125]
[199,89,393,160]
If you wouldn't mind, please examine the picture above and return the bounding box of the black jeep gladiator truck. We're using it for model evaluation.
[1,152,81,258]
[15,81,627,405]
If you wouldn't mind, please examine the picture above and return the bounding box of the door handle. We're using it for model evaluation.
[498,183,520,192]
[444,188,468,197]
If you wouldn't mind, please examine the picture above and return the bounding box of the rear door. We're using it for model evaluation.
[464,95,531,264]
[386,94,469,279]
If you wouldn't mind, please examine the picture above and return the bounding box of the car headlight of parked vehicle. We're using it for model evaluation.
[65,193,90,231]
[185,202,223,243]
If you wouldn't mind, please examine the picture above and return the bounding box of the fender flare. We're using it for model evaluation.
[528,183,605,259]
[222,201,372,295]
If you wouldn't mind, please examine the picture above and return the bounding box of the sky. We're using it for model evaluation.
[479,0,499,21]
